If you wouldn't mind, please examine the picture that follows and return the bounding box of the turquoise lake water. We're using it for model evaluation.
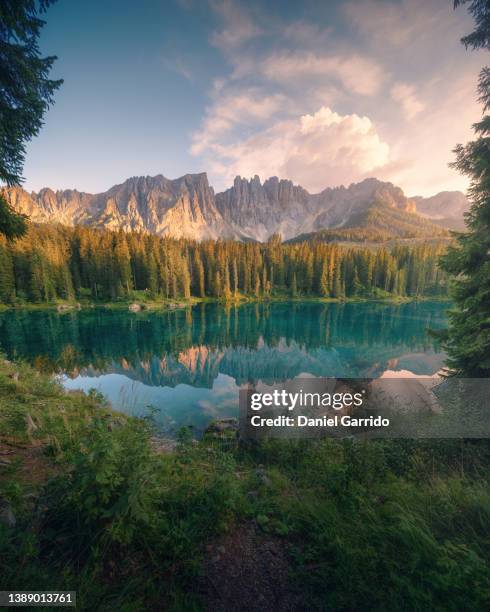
[0,301,449,435]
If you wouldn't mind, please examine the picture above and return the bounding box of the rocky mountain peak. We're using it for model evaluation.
[4,172,468,241]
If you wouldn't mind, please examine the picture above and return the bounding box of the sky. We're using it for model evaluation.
[23,0,485,197]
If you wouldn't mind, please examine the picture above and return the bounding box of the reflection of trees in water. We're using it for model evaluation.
[0,302,447,384]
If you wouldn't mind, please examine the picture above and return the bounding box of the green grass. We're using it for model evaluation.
[0,359,489,610]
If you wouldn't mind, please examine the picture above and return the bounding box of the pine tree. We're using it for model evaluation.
[232,258,239,297]
[0,242,15,303]
[223,264,231,300]
[305,254,314,293]
[182,263,191,299]
[114,234,132,295]
[193,251,206,297]
[328,249,336,294]
[254,272,261,297]
[214,270,222,298]
[319,260,329,297]
[171,267,178,299]
[59,261,74,300]
[146,253,158,295]
[261,266,268,296]
[437,1,490,375]
[352,268,363,296]
[0,1,63,238]
[332,264,343,298]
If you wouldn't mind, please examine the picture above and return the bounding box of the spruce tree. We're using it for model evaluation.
[319,261,329,297]
[182,263,191,299]
[146,253,158,295]
[254,271,261,297]
[232,258,238,297]
[332,264,343,299]
[223,264,231,300]
[0,242,15,303]
[438,1,490,375]
[192,251,206,297]
[0,1,62,238]
[214,270,221,298]
[112,234,130,295]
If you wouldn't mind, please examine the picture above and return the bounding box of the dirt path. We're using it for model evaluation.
[199,523,304,612]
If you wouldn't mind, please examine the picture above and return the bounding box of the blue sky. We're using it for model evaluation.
[23,0,484,196]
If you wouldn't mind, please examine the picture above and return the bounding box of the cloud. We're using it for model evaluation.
[282,21,332,45]
[343,0,453,48]
[163,56,194,82]
[390,82,425,119]
[191,88,286,154]
[379,73,480,195]
[259,51,385,96]
[197,106,391,192]
[209,0,262,51]
[189,0,479,196]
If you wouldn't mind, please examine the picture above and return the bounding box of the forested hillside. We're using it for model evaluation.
[0,225,449,304]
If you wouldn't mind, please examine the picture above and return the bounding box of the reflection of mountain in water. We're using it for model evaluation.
[75,339,444,388]
[0,302,448,386]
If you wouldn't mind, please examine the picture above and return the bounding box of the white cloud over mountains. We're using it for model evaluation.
[191,88,286,155]
[188,0,482,195]
[205,106,390,193]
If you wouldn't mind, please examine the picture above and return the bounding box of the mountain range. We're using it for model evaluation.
[4,173,468,242]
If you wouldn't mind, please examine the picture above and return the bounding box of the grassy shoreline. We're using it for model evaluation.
[0,293,451,313]
[0,358,488,610]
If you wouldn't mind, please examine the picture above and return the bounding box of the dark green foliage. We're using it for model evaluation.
[0,224,450,304]
[0,360,489,610]
[438,1,490,375]
[0,193,28,239]
[0,0,62,186]
[0,0,62,238]
[0,359,242,610]
[0,361,489,610]
[0,240,15,302]
[454,1,490,51]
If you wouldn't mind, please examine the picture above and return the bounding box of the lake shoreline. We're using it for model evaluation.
[0,293,451,313]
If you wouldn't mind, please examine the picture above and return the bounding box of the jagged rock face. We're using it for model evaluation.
[97,174,228,238]
[7,187,96,226]
[216,176,419,239]
[4,172,468,241]
[6,173,239,241]
[215,175,313,241]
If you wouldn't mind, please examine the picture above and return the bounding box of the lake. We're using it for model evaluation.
[0,301,449,436]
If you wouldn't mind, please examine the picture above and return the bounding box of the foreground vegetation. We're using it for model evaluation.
[1,359,488,611]
[0,224,449,307]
